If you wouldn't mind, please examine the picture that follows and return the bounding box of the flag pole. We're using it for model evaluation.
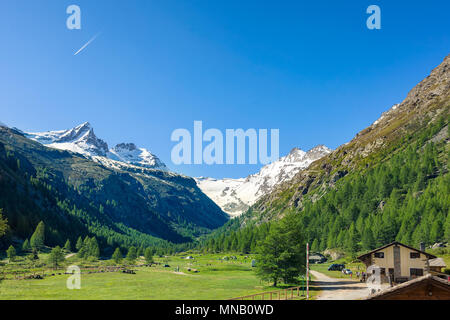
[306,242,309,300]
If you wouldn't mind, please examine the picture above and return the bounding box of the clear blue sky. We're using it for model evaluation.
[0,1,449,178]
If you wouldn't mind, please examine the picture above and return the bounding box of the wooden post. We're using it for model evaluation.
[306,242,310,300]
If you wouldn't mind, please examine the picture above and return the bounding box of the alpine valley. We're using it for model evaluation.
[0,122,229,251]
[202,55,449,255]
[0,54,449,258]
[0,120,328,251]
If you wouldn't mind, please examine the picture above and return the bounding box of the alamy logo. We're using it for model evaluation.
[366,5,381,30]
[66,5,81,30]
[366,264,382,294]
[66,265,81,289]
[171,121,279,165]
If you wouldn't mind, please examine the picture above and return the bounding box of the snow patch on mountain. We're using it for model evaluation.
[195,145,332,217]
[25,122,167,171]
[372,104,400,127]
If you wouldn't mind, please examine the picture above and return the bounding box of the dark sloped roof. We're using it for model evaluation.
[429,258,447,267]
[366,274,450,300]
[357,241,437,260]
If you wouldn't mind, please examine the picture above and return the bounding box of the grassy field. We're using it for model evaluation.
[0,253,315,300]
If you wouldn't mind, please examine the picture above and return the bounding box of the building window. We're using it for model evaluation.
[410,268,424,277]
[374,252,384,258]
[410,252,420,259]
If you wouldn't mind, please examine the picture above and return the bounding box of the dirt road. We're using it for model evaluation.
[310,270,370,300]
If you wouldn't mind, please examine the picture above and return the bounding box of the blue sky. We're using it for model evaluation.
[0,0,449,178]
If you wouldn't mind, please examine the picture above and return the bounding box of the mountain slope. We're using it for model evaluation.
[203,55,449,255]
[0,126,228,249]
[196,145,331,216]
[250,54,450,223]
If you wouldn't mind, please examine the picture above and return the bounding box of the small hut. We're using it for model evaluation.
[366,274,450,300]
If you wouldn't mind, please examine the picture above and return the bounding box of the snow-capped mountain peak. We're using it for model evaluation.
[284,147,307,162]
[196,145,332,217]
[25,122,167,171]
[108,143,167,169]
[26,122,109,157]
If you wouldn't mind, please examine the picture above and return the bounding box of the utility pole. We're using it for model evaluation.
[306,242,309,300]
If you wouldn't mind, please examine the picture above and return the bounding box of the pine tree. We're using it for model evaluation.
[137,246,143,257]
[112,248,122,264]
[22,239,31,252]
[311,239,319,252]
[88,237,100,259]
[144,247,154,264]
[75,236,83,252]
[444,211,450,243]
[6,245,16,262]
[361,226,375,250]
[126,246,137,264]
[64,239,72,252]
[30,221,45,251]
[430,220,443,244]
[48,246,65,269]
[255,213,306,286]
[83,236,90,248]
[0,209,8,238]
[344,223,359,254]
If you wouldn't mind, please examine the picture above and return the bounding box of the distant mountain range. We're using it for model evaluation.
[0,123,228,248]
[0,119,330,248]
[25,122,167,171]
[195,145,332,216]
[21,121,331,218]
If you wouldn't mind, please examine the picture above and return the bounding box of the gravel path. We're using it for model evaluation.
[310,270,370,300]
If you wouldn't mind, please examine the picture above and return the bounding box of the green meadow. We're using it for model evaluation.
[0,253,312,300]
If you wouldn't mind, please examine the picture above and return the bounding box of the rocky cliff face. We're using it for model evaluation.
[196,145,332,216]
[249,54,450,223]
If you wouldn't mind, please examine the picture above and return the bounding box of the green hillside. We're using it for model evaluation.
[0,127,228,252]
[201,55,450,255]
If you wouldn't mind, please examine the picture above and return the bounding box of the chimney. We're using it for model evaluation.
[420,242,426,252]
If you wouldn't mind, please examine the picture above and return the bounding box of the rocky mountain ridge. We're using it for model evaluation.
[25,122,167,171]
[196,145,332,216]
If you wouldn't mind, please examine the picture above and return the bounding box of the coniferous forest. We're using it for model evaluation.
[200,115,449,256]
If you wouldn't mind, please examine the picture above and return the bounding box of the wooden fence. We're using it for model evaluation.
[229,285,305,300]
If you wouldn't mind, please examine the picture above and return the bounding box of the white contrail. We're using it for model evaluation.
[74,33,101,56]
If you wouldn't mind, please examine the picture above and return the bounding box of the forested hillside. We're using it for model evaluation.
[0,127,228,252]
[201,55,450,255]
